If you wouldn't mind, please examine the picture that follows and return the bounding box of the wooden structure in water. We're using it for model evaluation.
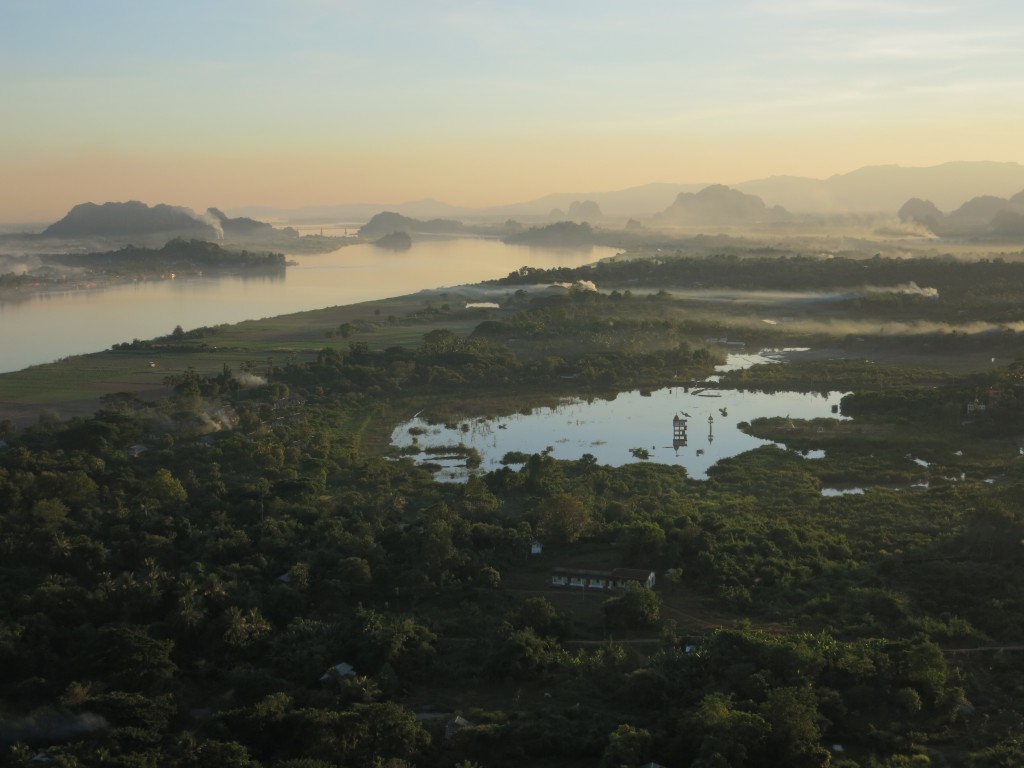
[672,413,688,449]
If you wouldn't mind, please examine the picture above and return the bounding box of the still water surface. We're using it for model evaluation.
[391,351,850,481]
[0,239,618,373]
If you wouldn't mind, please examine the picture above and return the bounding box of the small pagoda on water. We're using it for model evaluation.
[672,413,688,450]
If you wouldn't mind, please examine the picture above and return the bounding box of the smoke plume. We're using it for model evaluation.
[234,372,267,388]
[0,712,109,745]
[192,210,224,240]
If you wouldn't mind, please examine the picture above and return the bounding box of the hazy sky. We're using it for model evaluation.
[3,0,1024,222]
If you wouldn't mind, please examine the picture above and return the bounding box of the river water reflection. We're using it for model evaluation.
[0,238,619,373]
[391,351,850,481]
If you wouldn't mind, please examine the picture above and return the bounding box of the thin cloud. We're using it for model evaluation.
[908,77,1024,95]
[782,25,1024,64]
[751,0,950,14]
[851,30,1024,60]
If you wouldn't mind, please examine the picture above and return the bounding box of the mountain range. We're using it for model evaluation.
[227,161,1024,221]
[32,162,1024,242]
[899,190,1024,237]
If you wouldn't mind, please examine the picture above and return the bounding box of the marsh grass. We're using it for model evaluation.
[745,415,1022,486]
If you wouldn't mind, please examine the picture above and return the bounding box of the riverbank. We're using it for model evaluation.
[0,288,489,427]
[0,266,290,304]
[0,295,1004,429]
[772,343,1010,376]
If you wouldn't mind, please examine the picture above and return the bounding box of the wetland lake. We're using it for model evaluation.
[391,350,850,480]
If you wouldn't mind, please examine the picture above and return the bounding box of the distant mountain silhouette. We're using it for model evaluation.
[43,201,217,239]
[226,161,1024,221]
[566,200,603,222]
[898,188,1024,236]
[656,185,790,225]
[896,199,945,231]
[483,184,707,220]
[945,196,1015,232]
[738,162,1024,213]
[500,163,1024,216]
[358,212,466,238]
[991,207,1024,236]
[230,185,707,222]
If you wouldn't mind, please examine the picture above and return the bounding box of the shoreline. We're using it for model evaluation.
[0,263,293,305]
[0,232,354,301]
[0,289,468,427]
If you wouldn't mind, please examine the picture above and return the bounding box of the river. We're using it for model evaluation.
[0,238,620,373]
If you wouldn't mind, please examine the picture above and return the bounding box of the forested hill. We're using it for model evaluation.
[655,184,791,225]
[502,221,595,246]
[43,201,219,239]
[358,212,467,238]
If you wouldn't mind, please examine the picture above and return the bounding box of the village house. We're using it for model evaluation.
[444,715,476,742]
[319,662,356,682]
[550,567,656,591]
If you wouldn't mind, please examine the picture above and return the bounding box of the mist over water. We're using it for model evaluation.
[0,239,618,373]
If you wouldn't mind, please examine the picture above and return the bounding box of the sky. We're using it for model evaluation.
[3,0,1024,222]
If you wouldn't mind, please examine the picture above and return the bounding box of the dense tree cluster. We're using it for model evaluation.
[502,221,595,247]
[43,239,287,273]
[3,377,1021,766]
[491,252,1024,324]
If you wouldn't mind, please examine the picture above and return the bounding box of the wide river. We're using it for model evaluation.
[0,238,620,374]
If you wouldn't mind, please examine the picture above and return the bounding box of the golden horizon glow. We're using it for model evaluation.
[3,1,1024,222]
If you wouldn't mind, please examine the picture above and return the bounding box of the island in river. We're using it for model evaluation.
[0,236,346,302]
